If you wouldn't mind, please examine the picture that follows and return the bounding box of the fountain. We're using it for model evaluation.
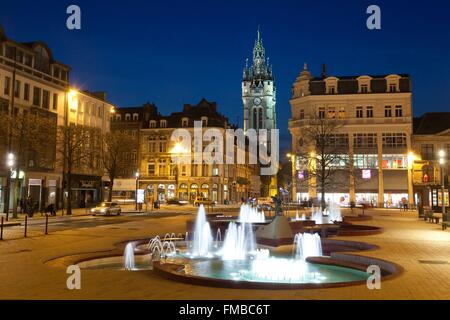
[327,202,342,222]
[191,205,213,257]
[124,243,135,270]
[219,222,256,260]
[293,233,323,261]
[311,207,323,224]
[294,211,306,221]
[238,204,265,223]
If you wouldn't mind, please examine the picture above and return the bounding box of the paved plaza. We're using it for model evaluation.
[0,207,449,300]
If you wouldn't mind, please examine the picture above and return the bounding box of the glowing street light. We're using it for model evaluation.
[7,153,15,168]
[68,89,78,111]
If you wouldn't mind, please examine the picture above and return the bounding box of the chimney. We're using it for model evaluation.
[321,64,327,78]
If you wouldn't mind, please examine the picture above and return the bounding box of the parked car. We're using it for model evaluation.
[194,196,214,207]
[166,198,185,205]
[91,202,121,216]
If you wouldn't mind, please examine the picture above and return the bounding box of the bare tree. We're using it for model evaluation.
[0,110,56,217]
[101,131,136,202]
[57,124,101,215]
[296,116,355,212]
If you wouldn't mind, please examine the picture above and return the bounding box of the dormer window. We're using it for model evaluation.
[160,119,167,128]
[149,120,156,128]
[357,76,372,93]
[324,77,339,94]
[182,117,189,127]
[125,114,131,121]
[201,116,208,127]
[132,113,139,121]
[115,114,122,121]
[385,74,401,93]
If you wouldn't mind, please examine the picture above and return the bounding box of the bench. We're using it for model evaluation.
[424,211,441,224]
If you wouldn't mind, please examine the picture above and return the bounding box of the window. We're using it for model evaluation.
[258,108,263,129]
[201,116,208,127]
[421,144,434,160]
[318,107,326,119]
[328,86,336,94]
[149,120,156,128]
[24,54,32,67]
[353,154,378,169]
[133,113,139,121]
[130,152,137,164]
[148,136,156,153]
[158,159,166,176]
[52,93,58,110]
[444,144,450,159]
[327,107,336,119]
[160,119,167,128]
[299,109,305,119]
[125,114,131,121]
[382,133,407,148]
[395,105,403,117]
[389,84,397,93]
[24,83,30,101]
[4,77,10,95]
[14,80,20,98]
[115,114,122,121]
[338,107,346,119]
[382,154,407,169]
[202,163,209,176]
[353,133,377,148]
[33,87,41,106]
[42,90,50,109]
[147,162,155,175]
[384,106,392,117]
[159,136,167,153]
[182,117,189,127]
[212,166,219,176]
[329,134,349,147]
[356,106,363,118]
[360,84,368,93]
[366,106,374,118]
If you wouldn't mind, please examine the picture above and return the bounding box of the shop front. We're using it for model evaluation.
[178,183,188,201]
[69,175,101,208]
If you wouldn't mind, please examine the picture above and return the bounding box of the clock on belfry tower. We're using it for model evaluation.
[242,27,277,152]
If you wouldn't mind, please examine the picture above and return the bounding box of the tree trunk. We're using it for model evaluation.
[66,168,72,215]
[108,179,114,202]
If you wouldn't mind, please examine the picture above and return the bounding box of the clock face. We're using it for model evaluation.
[253,97,262,106]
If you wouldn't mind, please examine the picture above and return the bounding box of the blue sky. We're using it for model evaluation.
[2,0,450,152]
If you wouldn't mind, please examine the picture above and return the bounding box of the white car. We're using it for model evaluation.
[91,202,122,216]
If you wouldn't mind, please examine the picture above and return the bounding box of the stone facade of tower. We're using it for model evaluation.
[242,29,278,196]
[242,29,277,151]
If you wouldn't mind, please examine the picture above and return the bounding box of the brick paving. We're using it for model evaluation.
[0,208,449,299]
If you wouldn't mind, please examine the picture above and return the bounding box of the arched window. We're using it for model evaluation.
[190,183,198,189]
[149,120,156,128]
[201,183,209,189]
[179,183,188,189]
[253,108,257,129]
[125,114,131,121]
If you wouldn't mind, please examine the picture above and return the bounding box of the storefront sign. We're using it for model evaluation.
[137,189,145,204]
[362,170,371,179]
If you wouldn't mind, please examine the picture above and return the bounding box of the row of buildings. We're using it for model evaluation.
[110,99,261,204]
[0,26,115,212]
[288,65,450,210]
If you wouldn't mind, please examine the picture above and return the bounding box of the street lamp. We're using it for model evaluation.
[135,171,140,211]
[5,153,15,221]
[439,150,446,219]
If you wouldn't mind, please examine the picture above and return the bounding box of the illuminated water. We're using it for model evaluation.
[191,205,213,257]
[294,233,323,261]
[238,204,265,223]
[123,243,135,270]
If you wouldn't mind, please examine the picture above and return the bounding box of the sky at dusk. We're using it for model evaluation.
[2,0,450,153]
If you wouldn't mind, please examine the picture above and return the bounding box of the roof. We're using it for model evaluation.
[311,74,410,81]
[413,113,450,135]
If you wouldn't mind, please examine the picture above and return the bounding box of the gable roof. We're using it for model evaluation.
[413,112,450,135]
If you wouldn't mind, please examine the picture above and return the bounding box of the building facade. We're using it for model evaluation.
[289,64,413,208]
[0,26,114,212]
[111,99,261,204]
[411,113,450,210]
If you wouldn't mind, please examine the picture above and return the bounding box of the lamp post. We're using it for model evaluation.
[407,152,416,209]
[439,150,446,220]
[5,153,15,221]
[135,171,140,211]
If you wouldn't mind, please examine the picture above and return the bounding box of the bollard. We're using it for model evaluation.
[24,215,27,238]
[1,216,3,240]
[45,214,49,235]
